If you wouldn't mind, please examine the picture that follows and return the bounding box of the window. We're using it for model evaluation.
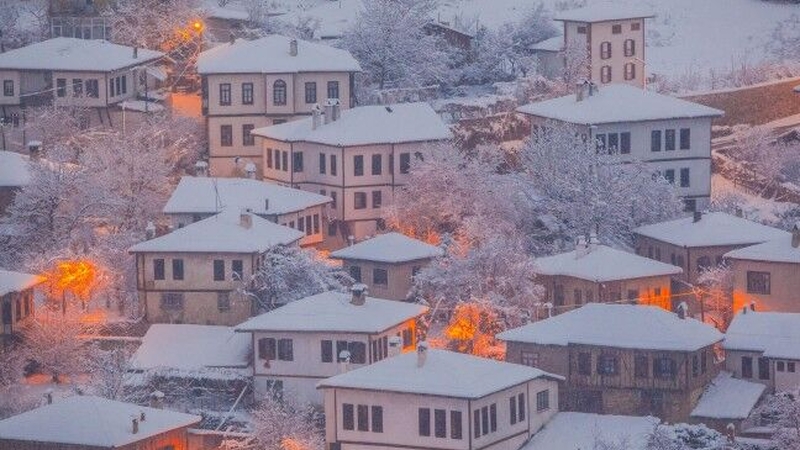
[153,259,165,280]
[343,404,355,430]
[600,41,612,59]
[267,149,273,169]
[536,390,550,411]
[85,79,98,98]
[274,149,281,170]
[213,259,225,281]
[372,406,383,433]
[620,132,631,154]
[481,406,489,435]
[273,80,287,105]
[790,362,796,373]
[400,152,411,174]
[651,130,662,152]
[612,24,622,34]
[243,124,255,146]
[680,128,691,149]
[217,292,230,311]
[305,82,317,104]
[72,78,83,96]
[349,341,367,364]
[510,396,518,424]
[573,289,583,305]
[702,351,708,374]
[450,411,462,439]
[242,82,254,105]
[624,39,636,56]
[373,268,388,286]
[319,153,326,174]
[577,25,587,34]
[608,133,619,153]
[473,409,481,438]
[631,22,641,31]
[3,80,14,97]
[759,357,770,380]
[354,155,364,176]
[372,190,382,209]
[57,78,67,97]
[680,168,690,187]
[654,357,676,379]
[601,65,612,83]
[627,289,639,300]
[321,340,333,362]
[357,405,369,431]
[277,338,294,361]
[665,129,676,151]
[635,355,648,378]
[692,355,699,377]
[419,408,431,436]
[518,393,526,421]
[521,351,539,367]
[597,355,618,375]
[331,155,338,176]
[371,154,382,175]
[746,270,771,294]
[624,62,636,80]
[314,215,320,234]
[553,284,565,306]
[258,338,276,360]
[327,81,340,99]
[121,76,127,94]
[595,134,606,153]
[282,152,288,172]
[697,256,711,272]
[293,152,304,172]
[742,356,753,378]
[434,409,446,438]
[220,125,233,147]
[161,292,183,310]
[664,169,675,184]
[172,259,184,280]
[778,361,785,372]
[578,352,591,375]
[354,192,367,210]
[219,83,231,105]
[489,404,497,432]
[349,265,362,282]
[109,78,115,97]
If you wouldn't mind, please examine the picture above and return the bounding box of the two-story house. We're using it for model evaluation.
[0,38,165,133]
[498,303,723,423]
[252,102,453,244]
[517,83,723,211]
[128,210,303,326]
[1,269,43,347]
[317,345,563,450]
[724,223,800,313]
[164,176,332,247]
[48,0,113,40]
[330,232,443,301]
[0,151,30,215]
[533,236,682,316]
[196,35,362,177]
[723,310,800,392]
[235,286,428,404]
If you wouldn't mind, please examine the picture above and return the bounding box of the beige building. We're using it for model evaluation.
[1,269,43,346]
[330,232,443,301]
[129,210,303,326]
[724,224,800,313]
[253,102,452,244]
[196,35,362,177]
[533,238,682,317]
[235,287,428,404]
[0,151,30,215]
[318,346,562,450]
[164,175,331,247]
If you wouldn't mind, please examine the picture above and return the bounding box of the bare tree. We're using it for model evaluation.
[220,395,324,450]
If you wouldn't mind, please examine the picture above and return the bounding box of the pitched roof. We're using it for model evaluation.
[131,324,251,372]
[0,151,30,187]
[724,311,800,360]
[251,103,452,147]
[235,291,428,333]
[197,35,361,74]
[330,232,443,263]
[530,35,564,52]
[0,269,44,297]
[0,38,164,72]
[164,177,331,216]
[128,210,303,253]
[0,395,200,447]
[317,349,562,399]
[497,304,722,352]
[522,412,659,450]
[690,372,765,420]
[554,4,655,23]
[517,84,723,125]
[535,244,682,282]
[633,212,789,248]
[725,235,800,264]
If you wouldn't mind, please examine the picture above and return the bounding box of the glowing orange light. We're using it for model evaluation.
[444,303,504,359]
[47,260,98,300]
[192,21,203,32]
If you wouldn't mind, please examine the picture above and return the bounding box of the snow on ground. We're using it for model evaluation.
[522,412,659,450]
[691,371,765,420]
[711,174,796,224]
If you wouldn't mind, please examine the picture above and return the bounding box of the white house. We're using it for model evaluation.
[196,35,362,177]
[235,286,428,404]
[164,176,332,247]
[723,310,800,392]
[252,102,452,244]
[330,232,444,301]
[317,346,563,450]
[517,83,724,212]
[128,210,304,326]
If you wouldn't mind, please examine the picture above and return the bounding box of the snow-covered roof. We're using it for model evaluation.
[131,324,251,372]
[252,102,452,147]
[197,35,361,74]
[530,35,564,52]
[724,312,800,360]
[522,412,659,450]
[0,395,200,447]
[128,210,303,253]
[0,269,44,297]
[330,232,444,264]
[317,348,562,399]
[236,291,428,333]
[724,235,800,264]
[164,177,331,216]
[535,244,682,282]
[554,4,655,23]
[690,372,765,420]
[517,84,723,125]
[0,38,164,72]
[633,212,789,248]
[0,151,30,187]
[497,304,722,352]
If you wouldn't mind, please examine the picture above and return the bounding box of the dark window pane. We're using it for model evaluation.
[434,409,446,438]
[450,410,462,439]
[343,404,354,430]
[153,259,165,280]
[371,406,383,433]
[357,404,369,431]
[321,340,333,363]
[213,259,225,281]
[419,408,431,436]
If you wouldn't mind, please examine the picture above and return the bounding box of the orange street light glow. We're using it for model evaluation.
[49,260,98,300]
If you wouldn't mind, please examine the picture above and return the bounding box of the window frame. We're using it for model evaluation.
[304,81,317,104]
[327,80,340,99]
[273,79,287,106]
[219,83,231,106]
[600,41,612,59]
[220,124,233,147]
[242,82,254,105]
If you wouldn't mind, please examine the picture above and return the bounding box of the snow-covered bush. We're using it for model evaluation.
[646,423,726,450]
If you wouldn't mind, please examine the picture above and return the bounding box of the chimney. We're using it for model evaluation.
[132,417,139,434]
[140,411,146,422]
[149,390,165,409]
[245,162,257,179]
[145,221,156,240]
[693,211,702,223]
[27,140,42,159]
[416,341,429,368]
[574,235,587,258]
[324,101,334,125]
[676,301,688,319]
[44,389,53,404]
[726,422,736,444]
[133,46,138,59]
[588,82,599,96]
[240,211,252,229]
[194,160,209,177]
[575,80,591,102]
[229,33,236,45]
[742,306,748,314]
[350,283,367,306]
[750,301,756,312]
[388,336,402,357]
[326,98,341,122]
[588,232,599,252]
[312,105,322,129]
[289,39,298,56]
[338,349,351,373]
[792,222,800,249]
[264,198,270,212]
[735,207,743,218]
